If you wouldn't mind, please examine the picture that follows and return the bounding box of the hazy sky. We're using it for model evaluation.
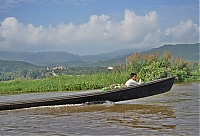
[0,0,199,55]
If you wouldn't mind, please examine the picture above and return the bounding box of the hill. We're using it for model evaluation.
[0,51,81,66]
[94,43,199,66]
[0,43,199,67]
[145,43,199,62]
[0,48,141,67]
[0,60,44,73]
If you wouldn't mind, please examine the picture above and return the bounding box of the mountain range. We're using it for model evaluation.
[0,48,142,67]
[0,43,199,67]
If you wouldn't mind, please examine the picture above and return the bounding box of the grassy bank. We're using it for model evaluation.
[0,72,129,95]
[1,71,199,95]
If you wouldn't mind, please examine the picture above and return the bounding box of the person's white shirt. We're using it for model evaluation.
[125,79,142,87]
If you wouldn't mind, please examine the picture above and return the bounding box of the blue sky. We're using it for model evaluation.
[0,0,199,55]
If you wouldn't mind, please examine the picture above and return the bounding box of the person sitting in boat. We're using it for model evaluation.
[125,73,142,87]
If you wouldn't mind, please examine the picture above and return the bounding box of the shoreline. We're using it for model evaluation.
[1,79,199,96]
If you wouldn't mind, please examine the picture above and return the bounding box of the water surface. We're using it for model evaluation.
[0,82,199,135]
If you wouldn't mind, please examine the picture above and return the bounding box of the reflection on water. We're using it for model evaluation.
[0,82,199,135]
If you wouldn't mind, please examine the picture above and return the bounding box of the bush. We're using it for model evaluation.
[126,51,195,82]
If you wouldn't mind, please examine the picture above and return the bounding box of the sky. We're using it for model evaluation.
[0,0,199,55]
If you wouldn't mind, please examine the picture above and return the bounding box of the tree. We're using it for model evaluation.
[30,69,40,79]
[21,69,29,78]
[126,51,193,82]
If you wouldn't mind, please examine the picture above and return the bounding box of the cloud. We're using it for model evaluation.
[0,10,199,55]
[163,20,199,44]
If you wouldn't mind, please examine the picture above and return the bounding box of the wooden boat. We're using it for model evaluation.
[0,77,175,111]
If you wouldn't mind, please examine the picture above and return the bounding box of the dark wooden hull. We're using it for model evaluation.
[0,77,175,111]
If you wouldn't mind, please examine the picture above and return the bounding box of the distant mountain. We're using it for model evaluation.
[145,43,199,62]
[0,60,44,73]
[80,48,132,63]
[93,43,199,66]
[0,51,80,66]
[0,43,199,67]
[91,56,128,67]
[0,48,142,67]
[44,60,89,67]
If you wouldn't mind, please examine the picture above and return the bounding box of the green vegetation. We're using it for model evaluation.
[0,60,111,81]
[0,51,199,95]
[0,60,45,81]
[126,51,198,82]
[0,72,128,94]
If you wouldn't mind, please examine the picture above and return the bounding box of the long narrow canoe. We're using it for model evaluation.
[0,77,175,111]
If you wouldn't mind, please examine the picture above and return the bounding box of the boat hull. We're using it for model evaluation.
[0,77,175,111]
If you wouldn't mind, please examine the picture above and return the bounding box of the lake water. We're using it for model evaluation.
[0,82,199,135]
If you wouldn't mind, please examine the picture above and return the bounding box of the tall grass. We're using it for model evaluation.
[0,72,129,94]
